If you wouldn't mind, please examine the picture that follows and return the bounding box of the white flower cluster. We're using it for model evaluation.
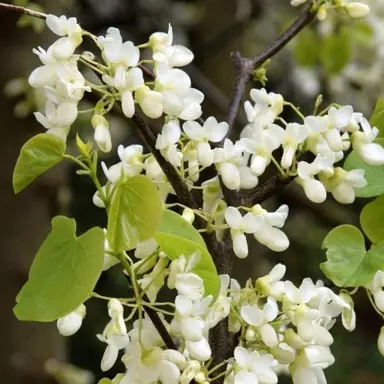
[56,263,358,384]
[29,15,88,142]
[290,0,370,21]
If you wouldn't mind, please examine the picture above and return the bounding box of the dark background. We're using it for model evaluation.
[1,0,383,383]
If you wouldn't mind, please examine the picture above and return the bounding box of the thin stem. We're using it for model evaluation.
[226,1,316,135]
[0,2,46,19]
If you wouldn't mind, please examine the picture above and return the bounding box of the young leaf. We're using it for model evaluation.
[360,195,384,244]
[158,209,206,248]
[293,29,319,68]
[320,224,384,287]
[14,216,104,322]
[107,175,163,252]
[370,97,384,137]
[13,133,66,193]
[155,212,220,298]
[320,29,351,74]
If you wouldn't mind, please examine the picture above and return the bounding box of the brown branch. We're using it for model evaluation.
[241,175,292,207]
[226,2,316,133]
[0,2,46,19]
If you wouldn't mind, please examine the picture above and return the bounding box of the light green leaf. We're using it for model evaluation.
[14,216,104,322]
[155,213,220,298]
[360,195,384,244]
[107,175,163,252]
[293,29,319,68]
[13,133,66,193]
[320,29,351,74]
[320,224,384,287]
[370,97,384,137]
[344,139,384,198]
[158,210,206,248]
[98,379,112,384]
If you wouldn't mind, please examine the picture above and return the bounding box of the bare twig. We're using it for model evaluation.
[0,2,46,19]
[226,2,316,133]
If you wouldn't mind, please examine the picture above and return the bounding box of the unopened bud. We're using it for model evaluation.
[345,3,370,19]
[317,4,328,21]
[57,304,86,336]
[182,208,195,224]
[92,114,112,153]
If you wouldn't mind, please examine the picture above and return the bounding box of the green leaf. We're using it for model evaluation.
[320,29,351,74]
[98,379,112,384]
[293,29,319,68]
[360,195,384,244]
[158,210,206,248]
[370,97,384,137]
[14,216,104,321]
[107,175,163,252]
[320,224,384,287]
[155,212,220,298]
[13,133,66,193]
[344,140,384,197]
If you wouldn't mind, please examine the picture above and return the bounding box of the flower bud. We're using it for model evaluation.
[345,3,370,19]
[378,326,384,357]
[92,114,112,153]
[246,328,256,342]
[182,208,195,224]
[317,4,328,21]
[57,304,86,336]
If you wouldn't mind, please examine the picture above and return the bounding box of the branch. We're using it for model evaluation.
[226,2,316,132]
[241,175,292,207]
[131,114,201,211]
[0,2,46,19]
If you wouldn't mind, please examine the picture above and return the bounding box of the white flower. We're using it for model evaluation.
[319,167,367,204]
[156,120,183,167]
[46,15,82,60]
[256,264,287,299]
[205,274,232,329]
[149,24,194,68]
[241,123,283,176]
[174,295,212,342]
[118,144,145,176]
[183,117,228,167]
[234,346,278,384]
[178,88,204,121]
[352,118,384,165]
[244,88,284,126]
[297,152,335,203]
[284,278,318,306]
[57,304,86,336]
[135,85,164,119]
[185,337,212,361]
[49,62,90,102]
[225,207,262,258]
[122,344,184,384]
[92,114,112,153]
[103,67,144,118]
[97,299,130,372]
[213,139,247,190]
[241,297,279,347]
[98,28,140,68]
[138,256,169,302]
[28,46,59,89]
[251,204,289,252]
[34,100,77,140]
[367,270,384,312]
[279,123,309,169]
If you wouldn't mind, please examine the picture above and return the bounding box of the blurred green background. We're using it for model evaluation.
[1,0,383,383]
